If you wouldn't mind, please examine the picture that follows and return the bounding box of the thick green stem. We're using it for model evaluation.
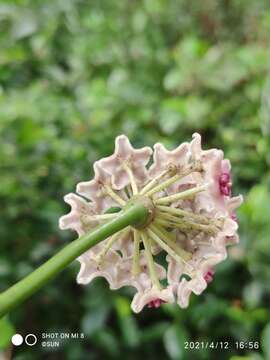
[0,201,149,318]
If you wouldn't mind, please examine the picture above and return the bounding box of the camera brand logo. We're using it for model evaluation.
[11,333,37,346]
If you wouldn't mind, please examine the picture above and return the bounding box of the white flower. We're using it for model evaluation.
[59,134,243,312]
[149,141,190,178]
[76,162,128,212]
[76,246,122,288]
[131,285,175,313]
[59,193,98,236]
[98,135,152,190]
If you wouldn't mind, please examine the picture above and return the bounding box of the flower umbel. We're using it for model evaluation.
[59,134,243,312]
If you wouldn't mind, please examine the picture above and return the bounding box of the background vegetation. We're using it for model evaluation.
[0,0,270,359]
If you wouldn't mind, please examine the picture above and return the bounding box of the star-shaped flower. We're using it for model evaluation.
[99,135,152,191]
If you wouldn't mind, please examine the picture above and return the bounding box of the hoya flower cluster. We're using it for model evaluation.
[59,134,242,312]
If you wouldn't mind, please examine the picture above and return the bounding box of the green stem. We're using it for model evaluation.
[0,201,149,318]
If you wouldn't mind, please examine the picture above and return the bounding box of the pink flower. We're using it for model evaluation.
[59,134,243,312]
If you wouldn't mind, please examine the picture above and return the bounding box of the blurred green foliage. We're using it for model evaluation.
[0,0,270,359]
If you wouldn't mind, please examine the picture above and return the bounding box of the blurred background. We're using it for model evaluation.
[0,0,270,359]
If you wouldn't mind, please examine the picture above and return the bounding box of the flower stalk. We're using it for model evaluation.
[0,200,150,318]
[147,227,193,271]
[141,232,162,290]
[144,163,198,197]
[104,185,126,206]
[132,229,141,276]
[154,183,208,205]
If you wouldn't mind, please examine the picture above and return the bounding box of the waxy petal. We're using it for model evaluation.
[99,135,152,191]
[149,142,190,178]
[131,285,175,313]
[59,193,98,236]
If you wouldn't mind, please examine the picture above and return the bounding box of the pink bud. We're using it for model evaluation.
[231,213,238,222]
[219,172,232,196]
[219,173,230,185]
[204,269,214,284]
[147,299,166,308]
